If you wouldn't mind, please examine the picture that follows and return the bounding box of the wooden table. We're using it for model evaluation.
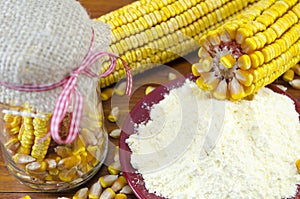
[0,1,299,199]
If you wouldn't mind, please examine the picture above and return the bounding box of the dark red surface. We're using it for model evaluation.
[120,75,300,199]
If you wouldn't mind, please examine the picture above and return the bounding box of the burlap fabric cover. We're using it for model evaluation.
[0,0,111,112]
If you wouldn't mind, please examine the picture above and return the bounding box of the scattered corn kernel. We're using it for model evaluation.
[114,81,127,96]
[292,64,300,76]
[107,160,121,175]
[101,88,113,101]
[88,181,102,199]
[168,72,177,80]
[282,69,294,82]
[108,107,119,122]
[120,185,133,194]
[145,86,156,95]
[111,176,128,192]
[115,193,127,199]
[109,128,122,139]
[99,175,118,188]
[113,146,119,162]
[73,187,88,199]
[289,79,300,89]
[18,195,31,199]
[99,188,116,199]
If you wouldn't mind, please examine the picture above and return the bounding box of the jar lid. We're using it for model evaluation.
[0,0,111,112]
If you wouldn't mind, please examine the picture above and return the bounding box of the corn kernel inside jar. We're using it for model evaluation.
[0,103,107,191]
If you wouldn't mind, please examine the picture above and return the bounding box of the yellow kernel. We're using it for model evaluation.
[88,181,102,199]
[115,193,127,199]
[99,188,115,199]
[295,159,300,173]
[109,128,122,139]
[282,69,295,82]
[220,54,236,69]
[292,64,300,76]
[108,106,119,123]
[235,69,254,87]
[99,175,118,188]
[120,185,133,194]
[12,153,36,164]
[229,77,245,100]
[58,167,78,182]
[101,88,113,101]
[289,79,300,89]
[145,86,156,95]
[57,155,81,170]
[238,54,251,70]
[249,53,260,69]
[108,160,121,175]
[111,176,128,192]
[18,195,32,199]
[73,187,88,199]
[213,79,227,100]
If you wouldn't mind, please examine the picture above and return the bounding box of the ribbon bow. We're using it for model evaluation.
[0,29,133,144]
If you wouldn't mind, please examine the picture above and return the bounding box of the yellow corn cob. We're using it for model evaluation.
[31,113,51,160]
[192,0,300,100]
[95,0,260,88]
[18,105,35,155]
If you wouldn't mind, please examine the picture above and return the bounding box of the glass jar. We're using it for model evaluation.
[0,88,108,191]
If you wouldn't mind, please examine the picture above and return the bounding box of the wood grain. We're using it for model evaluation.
[0,1,299,199]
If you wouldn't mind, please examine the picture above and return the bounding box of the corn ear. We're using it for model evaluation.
[95,0,260,88]
[192,0,300,100]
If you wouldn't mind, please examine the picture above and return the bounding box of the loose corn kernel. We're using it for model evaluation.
[109,128,122,139]
[120,184,133,194]
[99,188,116,199]
[18,196,31,199]
[88,181,102,199]
[99,175,118,188]
[282,69,295,82]
[289,79,300,90]
[168,72,177,80]
[101,88,113,101]
[108,107,119,123]
[107,160,121,175]
[115,193,127,199]
[145,86,156,95]
[73,187,88,199]
[292,64,300,76]
[111,176,128,192]
[114,146,120,162]
[114,81,127,96]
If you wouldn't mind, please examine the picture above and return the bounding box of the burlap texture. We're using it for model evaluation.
[0,0,111,112]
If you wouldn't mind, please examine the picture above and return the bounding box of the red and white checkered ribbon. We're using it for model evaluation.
[0,29,133,144]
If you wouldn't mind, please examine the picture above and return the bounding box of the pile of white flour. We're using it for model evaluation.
[126,80,300,199]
